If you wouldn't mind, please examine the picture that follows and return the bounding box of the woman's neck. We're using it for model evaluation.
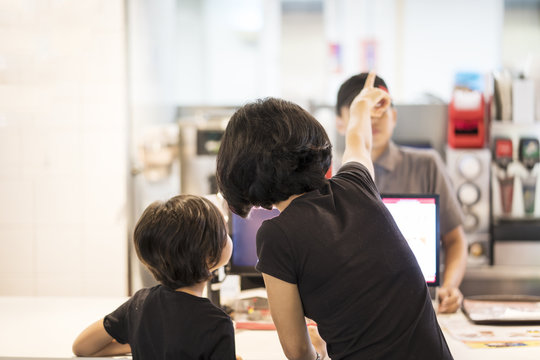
[274,193,304,212]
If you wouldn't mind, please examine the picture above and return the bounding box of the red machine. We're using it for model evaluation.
[448,91,486,148]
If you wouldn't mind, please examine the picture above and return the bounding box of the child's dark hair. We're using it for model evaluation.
[134,195,228,289]
[336,73,390,115]
[216,97,332,217]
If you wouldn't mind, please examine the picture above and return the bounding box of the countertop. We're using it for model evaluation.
[1,296,539,360]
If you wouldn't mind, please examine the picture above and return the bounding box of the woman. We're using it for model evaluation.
[216,72,453,360]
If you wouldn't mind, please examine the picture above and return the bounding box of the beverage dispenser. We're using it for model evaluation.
[490,70,540,267]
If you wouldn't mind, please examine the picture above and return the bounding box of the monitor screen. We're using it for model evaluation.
[228,207,280,275]
[228,196,440,286]
[381,194,440,286]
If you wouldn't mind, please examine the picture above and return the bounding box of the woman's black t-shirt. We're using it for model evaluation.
[103,285,236,360]
[256,161,453,360]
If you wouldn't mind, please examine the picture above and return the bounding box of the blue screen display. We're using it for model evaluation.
[231,207,280,269]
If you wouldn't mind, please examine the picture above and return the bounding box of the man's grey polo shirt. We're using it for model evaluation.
[374,141,464,236]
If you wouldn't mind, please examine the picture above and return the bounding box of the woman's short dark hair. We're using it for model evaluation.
[216,97,332,217]
[336,73,390,115]
[133,195,227,289]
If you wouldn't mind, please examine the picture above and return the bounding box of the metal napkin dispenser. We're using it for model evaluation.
[178,115,230,196]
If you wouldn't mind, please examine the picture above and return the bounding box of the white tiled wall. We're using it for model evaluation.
[0,0,128,296]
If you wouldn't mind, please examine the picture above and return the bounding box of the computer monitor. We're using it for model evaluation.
[228,207,280,277]
[227,195,440,287]
[381,194,440,287]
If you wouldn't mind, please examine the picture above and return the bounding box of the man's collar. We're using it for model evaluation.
[374,141,401,171]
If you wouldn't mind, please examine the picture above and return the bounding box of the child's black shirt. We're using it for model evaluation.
[104,284,236,360]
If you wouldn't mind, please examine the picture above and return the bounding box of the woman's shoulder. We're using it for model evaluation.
[337,160,371,174]
[334,161,373,184]
[333,161,379,198]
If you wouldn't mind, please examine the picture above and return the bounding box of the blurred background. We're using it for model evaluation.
[0,0,539,298]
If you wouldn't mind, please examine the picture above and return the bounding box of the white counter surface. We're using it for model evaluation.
[1,296,539,360]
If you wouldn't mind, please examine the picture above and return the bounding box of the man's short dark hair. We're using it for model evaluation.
[134,195,227,289]
[216,97,332,217]
[336,73,390,115]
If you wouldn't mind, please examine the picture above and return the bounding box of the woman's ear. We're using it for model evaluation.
[209,235,233,272]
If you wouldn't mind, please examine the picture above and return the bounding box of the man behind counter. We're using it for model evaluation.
[336,73,468,314]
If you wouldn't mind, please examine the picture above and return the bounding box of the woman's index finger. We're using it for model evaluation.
[363,71,376,89]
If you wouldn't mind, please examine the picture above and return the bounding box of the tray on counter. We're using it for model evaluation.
[462,295,540,325]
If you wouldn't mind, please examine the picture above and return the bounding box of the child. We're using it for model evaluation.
[216,72,453,359]
[72,195,237,359]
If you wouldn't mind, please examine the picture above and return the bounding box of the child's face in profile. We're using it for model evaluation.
[210,235,233,272]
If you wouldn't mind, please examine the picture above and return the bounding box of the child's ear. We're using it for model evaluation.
[209,235,233,272]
